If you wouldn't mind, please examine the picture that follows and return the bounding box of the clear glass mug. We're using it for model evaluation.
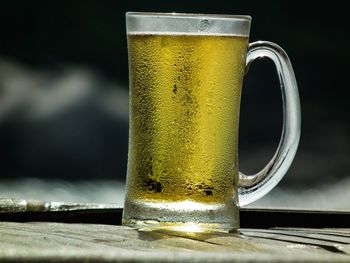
[122,12,301,232]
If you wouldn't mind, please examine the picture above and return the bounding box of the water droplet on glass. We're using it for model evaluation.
[198,19,210,32]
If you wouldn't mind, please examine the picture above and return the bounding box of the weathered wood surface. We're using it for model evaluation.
[0,222,350,262]
[1,199,350,262]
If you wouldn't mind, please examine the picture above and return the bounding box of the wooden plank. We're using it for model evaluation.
[1,222,350,262]
[1,199,350,261]
[0,199,123,225]
[0,198,120,212]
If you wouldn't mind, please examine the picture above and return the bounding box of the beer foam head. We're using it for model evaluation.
[126,12,251,37]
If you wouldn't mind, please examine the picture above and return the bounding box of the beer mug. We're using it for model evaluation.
[122,12,300,232]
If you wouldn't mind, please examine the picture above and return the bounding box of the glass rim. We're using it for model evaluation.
[126,12,252,22]
[126,12,251,37]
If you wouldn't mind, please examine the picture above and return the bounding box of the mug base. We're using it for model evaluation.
[122,198,239,233]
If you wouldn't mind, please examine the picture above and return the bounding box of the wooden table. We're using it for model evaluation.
[1,199,350,262]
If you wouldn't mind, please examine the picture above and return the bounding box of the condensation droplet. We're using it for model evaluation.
[198,19,210,32]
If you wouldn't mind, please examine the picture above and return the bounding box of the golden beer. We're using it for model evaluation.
[125,34,248,205]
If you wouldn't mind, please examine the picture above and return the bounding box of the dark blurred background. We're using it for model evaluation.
[0,1,349,207]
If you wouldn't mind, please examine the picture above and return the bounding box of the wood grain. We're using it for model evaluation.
[1,200,350,262]
[0,222,350,262]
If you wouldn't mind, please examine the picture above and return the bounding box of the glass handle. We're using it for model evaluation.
[238,41,301,206]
